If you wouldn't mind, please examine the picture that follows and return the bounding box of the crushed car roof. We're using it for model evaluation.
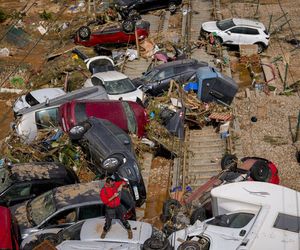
[152,59,208,70]
[53,181,104,209]
[9,162,68,182]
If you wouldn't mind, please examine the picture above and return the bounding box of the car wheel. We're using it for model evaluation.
[122,20,135,33]
[128,9,139,19]
[190,207,207,225]
[250,160,271,182]
[101,153,124,173]
[69,122,91,141]
[221,154,238,171]
[256,43,265,54]
[78,26,91,40]
[161,199,181,221]
[143,237,171,250]
[178,241,202,250]
[168,2,177,14]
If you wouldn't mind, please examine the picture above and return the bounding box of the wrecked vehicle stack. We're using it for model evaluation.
[0,0,299,249]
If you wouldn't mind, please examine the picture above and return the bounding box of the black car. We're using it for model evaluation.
[132,59,208,96]
[68,117,146,207]
[114,0,182,18]
[0,162,78,206]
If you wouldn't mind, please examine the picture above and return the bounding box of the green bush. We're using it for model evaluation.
[39,10,52,20]
[0,9,8,23]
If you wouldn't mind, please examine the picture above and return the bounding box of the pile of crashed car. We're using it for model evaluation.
[1,1,299,250]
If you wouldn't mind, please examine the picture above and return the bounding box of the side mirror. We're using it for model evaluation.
[226,31,231,35]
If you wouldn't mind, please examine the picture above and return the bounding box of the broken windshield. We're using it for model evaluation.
[104,78,136,95]
[0,167,12,194]
[216,19,235,31]
[29,190,56,225]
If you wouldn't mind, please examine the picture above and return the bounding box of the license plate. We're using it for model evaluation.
[133,186,139,200]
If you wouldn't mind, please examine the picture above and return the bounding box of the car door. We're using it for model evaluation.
[238,27,260,44]
[223,27,243,45]
[204,212,256,249]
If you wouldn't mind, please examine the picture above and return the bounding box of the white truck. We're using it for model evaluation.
[169,181,300,250]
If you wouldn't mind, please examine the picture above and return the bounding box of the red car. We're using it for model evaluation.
[74,20,150,47]
[0,206,20,250]
[59,100,148,137]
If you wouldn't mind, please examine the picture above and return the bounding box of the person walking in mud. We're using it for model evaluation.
[100,177,133,239]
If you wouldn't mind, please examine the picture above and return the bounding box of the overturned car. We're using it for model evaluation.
[68,117,146,206]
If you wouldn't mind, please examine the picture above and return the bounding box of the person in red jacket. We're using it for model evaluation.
[100,177,132,239]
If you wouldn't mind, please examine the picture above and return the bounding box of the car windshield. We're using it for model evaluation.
[0,167,12,193]
[29,190,56,225]
[104,78,136,95]
[60,221,85,240]
[207,212,255,228]
[122,102,136,134]
[25,93,39,106]
[141,69,159,82]
[216,19,235,31]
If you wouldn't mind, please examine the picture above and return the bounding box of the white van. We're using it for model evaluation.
[169,182,300,250]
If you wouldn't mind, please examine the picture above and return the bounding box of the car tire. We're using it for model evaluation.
[161,199,181,221]
[143,237,171,250]
[256,43,265,54]
[221,154,238,171]
[190,207,207,225]
[78,26,91,40]
[250,160,270,182]
[69,122,91,141]
[168,2,177,14]
[178,241,202,250]
[122,20,135,33]
[128,9,139,19]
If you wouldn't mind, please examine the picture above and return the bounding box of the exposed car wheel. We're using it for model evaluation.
[256,43,265,54]
[178,241,202,250]
[101,153,124,173]
[143,237,171,250]
[190,207,207,225]
[250,160,270,182]
[221,154,238,171]
[168,2,177,14]
[69,122,91,141]
[78,26,91,40]
[161,199,181,221]
[128,9,139,19]
[122,20,135,33]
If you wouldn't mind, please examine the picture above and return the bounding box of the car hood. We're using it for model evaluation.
[10,201,33,232]
[108,88,144,102]
[202,21,219,32]
[21,228,61,248]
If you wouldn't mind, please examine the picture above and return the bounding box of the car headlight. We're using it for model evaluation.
[103,157,120,168]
